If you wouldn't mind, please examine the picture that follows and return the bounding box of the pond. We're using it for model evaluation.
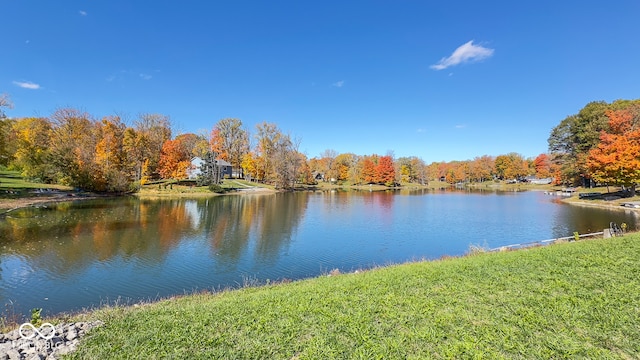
[1,189,638,317]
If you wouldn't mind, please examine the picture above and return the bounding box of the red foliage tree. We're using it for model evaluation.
[376,155,396,186]
[533,153,551,178]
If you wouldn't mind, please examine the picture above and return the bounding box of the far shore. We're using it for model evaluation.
[3,179,639,217]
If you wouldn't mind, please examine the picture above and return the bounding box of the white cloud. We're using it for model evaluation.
[431,40,494,71]
[455,124,466,129]
[139,73,152,80]
[79,10,87,16]
[332,80,345,88]
[13,81,41,90]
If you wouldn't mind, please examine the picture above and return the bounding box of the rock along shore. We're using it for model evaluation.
[0,321,103,360]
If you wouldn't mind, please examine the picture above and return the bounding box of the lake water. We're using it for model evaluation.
[1,189,638,317]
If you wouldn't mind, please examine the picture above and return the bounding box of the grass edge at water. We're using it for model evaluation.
[64,234,640,359]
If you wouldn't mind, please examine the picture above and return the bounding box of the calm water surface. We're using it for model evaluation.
[1,189,638,316]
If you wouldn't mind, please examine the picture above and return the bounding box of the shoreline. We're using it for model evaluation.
[4,183,638,217]
[0,186,278,216]
[0,193,109,217]
[561,196,640,212]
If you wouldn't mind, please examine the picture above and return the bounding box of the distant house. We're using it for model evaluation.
[186,157,233,179]
[531,178,553,185]
[524,176,554,185]
[187,157,205,179]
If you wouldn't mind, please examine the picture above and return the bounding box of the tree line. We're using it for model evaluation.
[0,106,551,191]
[1,94,638,193]
[548,98,640,194]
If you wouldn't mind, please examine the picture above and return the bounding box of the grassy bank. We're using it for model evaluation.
[0,170,71,191]
[0,170,76,214]
[69,234,640,359]
[135,179,275,198]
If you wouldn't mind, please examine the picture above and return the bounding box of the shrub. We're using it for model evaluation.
[209,184,225,193]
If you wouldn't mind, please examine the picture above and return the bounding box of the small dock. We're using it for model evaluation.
[621,201,640,208]
[544,188,576,197]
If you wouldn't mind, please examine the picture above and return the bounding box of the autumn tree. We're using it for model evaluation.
[241,152,259,181]
[586,107,640,196]
[48,108,98,189]
[94,116,131,191]
[360,155,378,184]
[251,122,300,188]
[494,153,528,180]
[12,117,53,181]
[395,156,427,184]
[253,122,278,183]
[443,161,469,184]
[0,118,16,167]
[123,127,145,183]
[158,138,191,179]
[426,162,442,182]
[319,149,338,182]
[134,113,172,180]
[548,99,640,185]
[271,134,302,189]
[334,153,357,183]
[210,118,249,177]
[0,95,16,166]
[297,153,316,185]
[533,153,552,178]
[469,155,495,183]
[376,155,396,186]
[396,157,413,183]
[411,157,428,185]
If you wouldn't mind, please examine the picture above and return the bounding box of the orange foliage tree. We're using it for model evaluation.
[376,155,396,186]
[586,107,640,195]
[360,156,377,184]
[158,138,191,179]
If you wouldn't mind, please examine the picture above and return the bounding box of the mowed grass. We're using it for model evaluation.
[0,170,70,190]
[70,235,640,359]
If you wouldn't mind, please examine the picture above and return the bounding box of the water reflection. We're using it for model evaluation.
[0,194,310,316]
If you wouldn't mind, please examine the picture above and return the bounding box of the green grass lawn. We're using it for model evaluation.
[69,234,640,359]
[0,170,70,191]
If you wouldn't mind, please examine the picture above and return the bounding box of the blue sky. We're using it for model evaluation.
[3,1,639,163]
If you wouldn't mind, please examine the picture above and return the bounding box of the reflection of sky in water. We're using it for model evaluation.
[1,191,638,317]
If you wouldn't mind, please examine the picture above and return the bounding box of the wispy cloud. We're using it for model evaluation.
[79,10,87,16]
[13,81,41,90]
[431,40,494,71]
[417,128,426,133]
[455,124,466,129]
[106,70,156,82]
[332,80,345,88]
